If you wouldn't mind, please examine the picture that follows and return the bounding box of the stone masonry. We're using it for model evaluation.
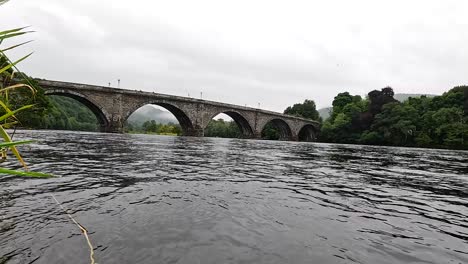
[37,79,320,141]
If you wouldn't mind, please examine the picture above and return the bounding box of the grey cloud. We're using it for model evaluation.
[1,0,467,111]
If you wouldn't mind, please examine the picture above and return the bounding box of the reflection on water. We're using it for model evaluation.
[1,130,467,264]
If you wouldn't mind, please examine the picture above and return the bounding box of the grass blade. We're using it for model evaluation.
[0,167,53,178]
[0,52,33,74]
[0,40,34,52]
[0,140,35,148]
[0,104,34,122]
[0,27,27,36]
[0,31,32,42]
[0,121,18,128]
[0,83,36,94]
[0,125,28,170]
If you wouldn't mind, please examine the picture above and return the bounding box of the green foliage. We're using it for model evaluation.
[0,27,52,177]
[368,87,398,115]
[283,99,320,121]
[332,92,362,114]
[319,91,369,143]
[359,131,383,145]
[371,102,418,145]
[320,86,468,149]
[204,119,241,138]
[278,99,320,141]
[0,167,51,178]
[261,123,280,140]
[3,88,100,131]
[414,132,433,147]
[127,120,182,136]
[42,96,98,131]
[3,78,51,128]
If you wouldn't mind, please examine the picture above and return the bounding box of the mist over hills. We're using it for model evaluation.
[318,107,332,120]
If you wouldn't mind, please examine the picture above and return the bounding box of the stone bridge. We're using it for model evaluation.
[36,79,320,141]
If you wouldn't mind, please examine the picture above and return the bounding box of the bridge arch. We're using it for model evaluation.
[126,101,195,136]
[44,89,110,132]
[297,124,318,142]
[261,118,293,141]
[206,111,254,138]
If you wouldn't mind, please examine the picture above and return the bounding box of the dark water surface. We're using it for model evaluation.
[1,130,468,264]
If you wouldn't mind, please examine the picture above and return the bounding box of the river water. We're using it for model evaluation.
[1,130,467,264]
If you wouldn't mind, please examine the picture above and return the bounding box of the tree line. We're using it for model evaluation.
[3,71,467,149]
[164,85,467,149]
[126,120,182,135]
[320,86,467,149]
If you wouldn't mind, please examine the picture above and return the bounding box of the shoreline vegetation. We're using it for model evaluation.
[0,27,52,178]
[7,78,468,150]
[1,24,96,264]
[321,86,467,150]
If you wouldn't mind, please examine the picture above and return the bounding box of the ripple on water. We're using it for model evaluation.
[1,130,467,264]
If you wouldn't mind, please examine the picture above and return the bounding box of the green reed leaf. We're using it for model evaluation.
[0,125,28,170]
[0,104,34,122]
[0,27,27,36]
[0,31,30,42]
[0,140,34,148]
[0,52,32,74]
[0,40,33,52]
[0,167,53,178]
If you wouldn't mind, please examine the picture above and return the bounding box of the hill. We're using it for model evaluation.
[318,107,332,120]
[393,93,437,102]
[127,105,178,126]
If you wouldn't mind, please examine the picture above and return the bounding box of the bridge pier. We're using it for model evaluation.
[252,132,262,140]
[101,122,124,133]
[184,128,204,137]
[102,126,124,133]
[100,116,125,133]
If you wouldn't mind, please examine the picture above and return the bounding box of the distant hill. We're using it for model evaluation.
[393,93,437,102]
[127,105,177,125]
[318,107,332,120]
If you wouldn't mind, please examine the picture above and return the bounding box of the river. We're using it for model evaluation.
[1,130,467,264]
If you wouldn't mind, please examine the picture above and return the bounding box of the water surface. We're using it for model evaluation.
[1,130,467,264]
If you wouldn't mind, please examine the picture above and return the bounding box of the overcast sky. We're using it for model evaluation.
[1,0,467,111]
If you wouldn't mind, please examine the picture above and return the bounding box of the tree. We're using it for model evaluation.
[204,119,241,138]
[331,92,361,114]
[450,86,468,114]
[261,123,280,140]
[319,92,367,143]
[368,87,398,115]
[319,85,468,149]
[359,131,383,145]
[369,102,418,145]
[283,99,320,121]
